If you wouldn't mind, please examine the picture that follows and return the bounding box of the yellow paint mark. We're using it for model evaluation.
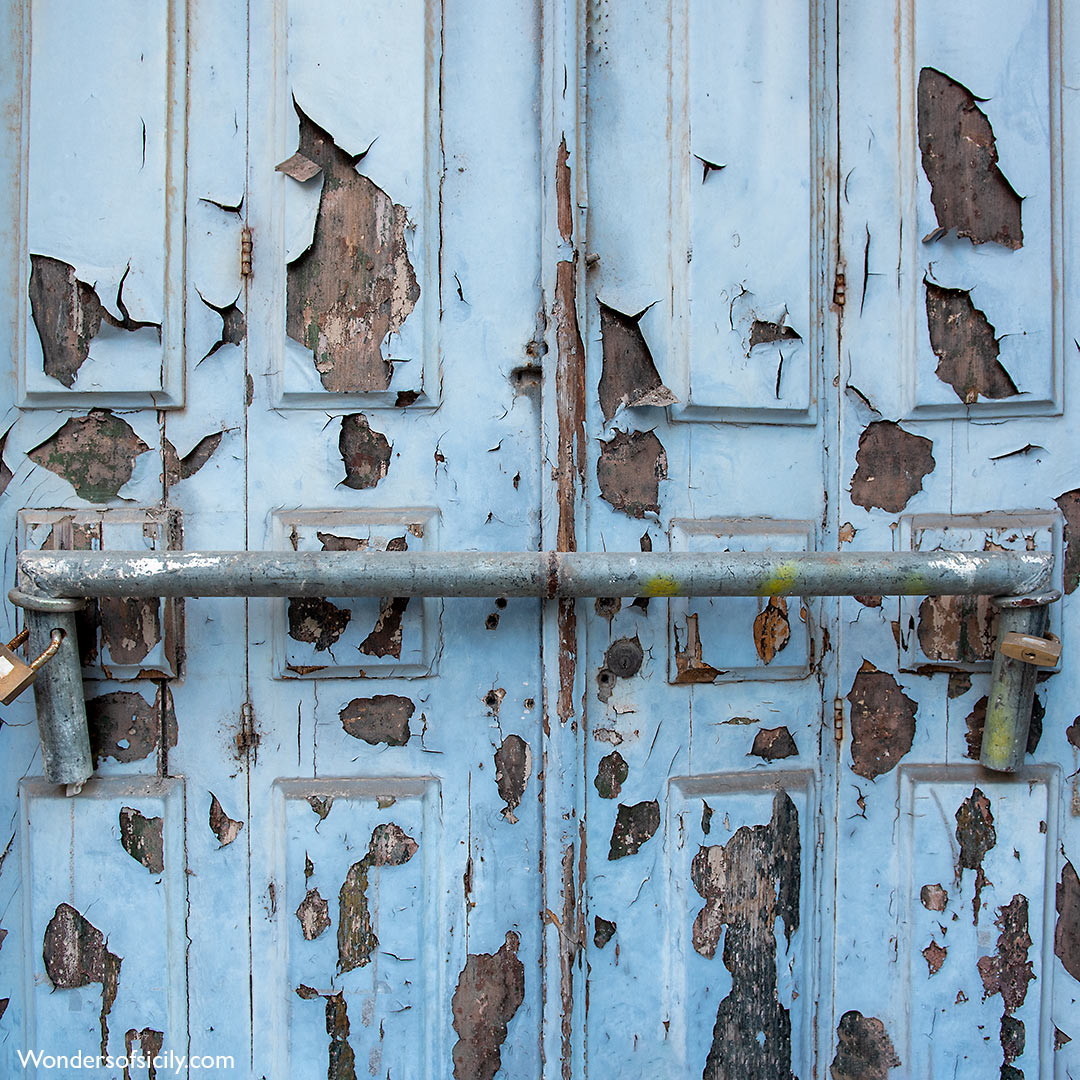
[761,563,799,596]
[644,575,682,596]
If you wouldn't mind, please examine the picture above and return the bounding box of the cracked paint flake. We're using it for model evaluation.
[674,612,721,683]
[597,429,666,518]
[451,930,525,1080]
[338,823,417,972]
[43,903,121,1059]
[849,421,935,513]
[608,800,660,860]
[925,281,1017,403]
[288,596,351,651]
[1056,859,1080,981]
[846,661,917,779]
[956,787,997,924]
[286,105,419,392]
[29,255,161,388]
[1055,489,1080,594]
[29,411,150,502]
[917,68,1023,249]
[494,734,531,824]
[339,414,391,489]
[296,888,331,940]
[118,806,164,874]
[308,795,334,822]
[339,694,414,745]
[199,294,246,361]
[753,596,791,664]
[917,593,995,664]
[594,750,628,799]
[597,302,676,422]
[209,793,244,847]
[87,686,176,767]
[694,792,800,1079]
[750,726,799,761]
[830,1011,901,1080]
[357,596,409,658]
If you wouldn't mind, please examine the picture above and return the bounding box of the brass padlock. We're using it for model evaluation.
[999,630,1061,667]
[0,628,64,705]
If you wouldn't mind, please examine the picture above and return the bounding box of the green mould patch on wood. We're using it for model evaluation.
[118,806,165,874]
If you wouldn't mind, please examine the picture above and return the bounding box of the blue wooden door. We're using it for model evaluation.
[0,2,1078,1078]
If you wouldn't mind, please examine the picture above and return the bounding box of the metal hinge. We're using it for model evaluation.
[240,226,253,277]
[833,696,844,744]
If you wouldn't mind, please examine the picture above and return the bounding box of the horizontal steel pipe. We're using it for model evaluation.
[17,549,1053,600]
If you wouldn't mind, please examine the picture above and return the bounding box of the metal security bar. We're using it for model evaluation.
[9,548,1058,791]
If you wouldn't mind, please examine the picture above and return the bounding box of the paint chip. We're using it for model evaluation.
[339,695,414,746]
[918,68,1023,249]
[750,726,799,761]
[296,888,331,940]
[597,302,676,423]
[29,411,149,502]
[118,806,164,874]
[596,429,667,518]
[753,596,791,664]
[923,941,947,976]
[955,787,996,924]
[209,793,244,847]
[830,1011,901,1079]
[846,661,917,779]
[357,596,409,658]
[86,686,176,766]
[920,883,948,912]
[494,734,532,824]
[925,281,1017,403]
[608,800,660,860]
[594,751,629,800]
[1055,489,1080,594]
[286,105,419,392]
[339,414,391,489]
[451,930,525,1080]
[849,421,935,513]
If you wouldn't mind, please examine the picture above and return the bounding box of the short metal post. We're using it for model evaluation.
[24,606,92,794]
[980,594,1055,773]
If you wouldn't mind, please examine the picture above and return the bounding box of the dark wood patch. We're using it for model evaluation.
[286,105,419,392]
[608,800,661,860]
[87,687,175,766]
[339,694,414,745]
[918,593,995,664]
[494,734,531,824]
[750,726,799,761]
[357,596,409,658]
[593,917,616,949]
[208,793,244,847]
[955,787,997,924]
[594,750,629,800]
[597,302,676,422]
[921,883,948,912]
[674,613,721,683]
[1056,859,1080,982]
[596,429,667,518]
[753,596,791,665]
[918,67,1023,249]
[339,414,391,489]
[923,940,947,976]
[846,661,917,779]
[296,888,331,941]
[118,806,164,874]
[1055,489,1080,594]
[849,421,935,514]
[164,431,223,487]
[288,596,351,652]
[830,1010,901,1080]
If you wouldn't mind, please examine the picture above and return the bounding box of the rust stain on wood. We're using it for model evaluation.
[594,750,629,799]
[337,823,417,972]
[846,661,917,779]
[597,429,667,518]
[286,106,419,392]
[1056,859,1080,981]
[339,414,391,489]
[451,930,525,1080]
[925,281,1017,403]
[849,421,935,514]
[29,255,160,388]
[339,694,414,745]
[494,734,531,824]
[693,792,800,1078]
[753,596,791,664]
[296,888,331,940]
[918,68,1023,249]
[209,793,244,847]
[29,410,149,502]
[43,903,122,1059]
[830,1011,901,1080]
[608,800,660,860]
[955,787,997,924]
[597,302,676,422]
[749,726,799,761]
[118,806,164,874]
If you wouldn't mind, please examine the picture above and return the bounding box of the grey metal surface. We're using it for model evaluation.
[25,608,93,790]
[16,548,1054,600]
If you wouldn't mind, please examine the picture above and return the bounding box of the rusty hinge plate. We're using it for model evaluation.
[241,227,253,277]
